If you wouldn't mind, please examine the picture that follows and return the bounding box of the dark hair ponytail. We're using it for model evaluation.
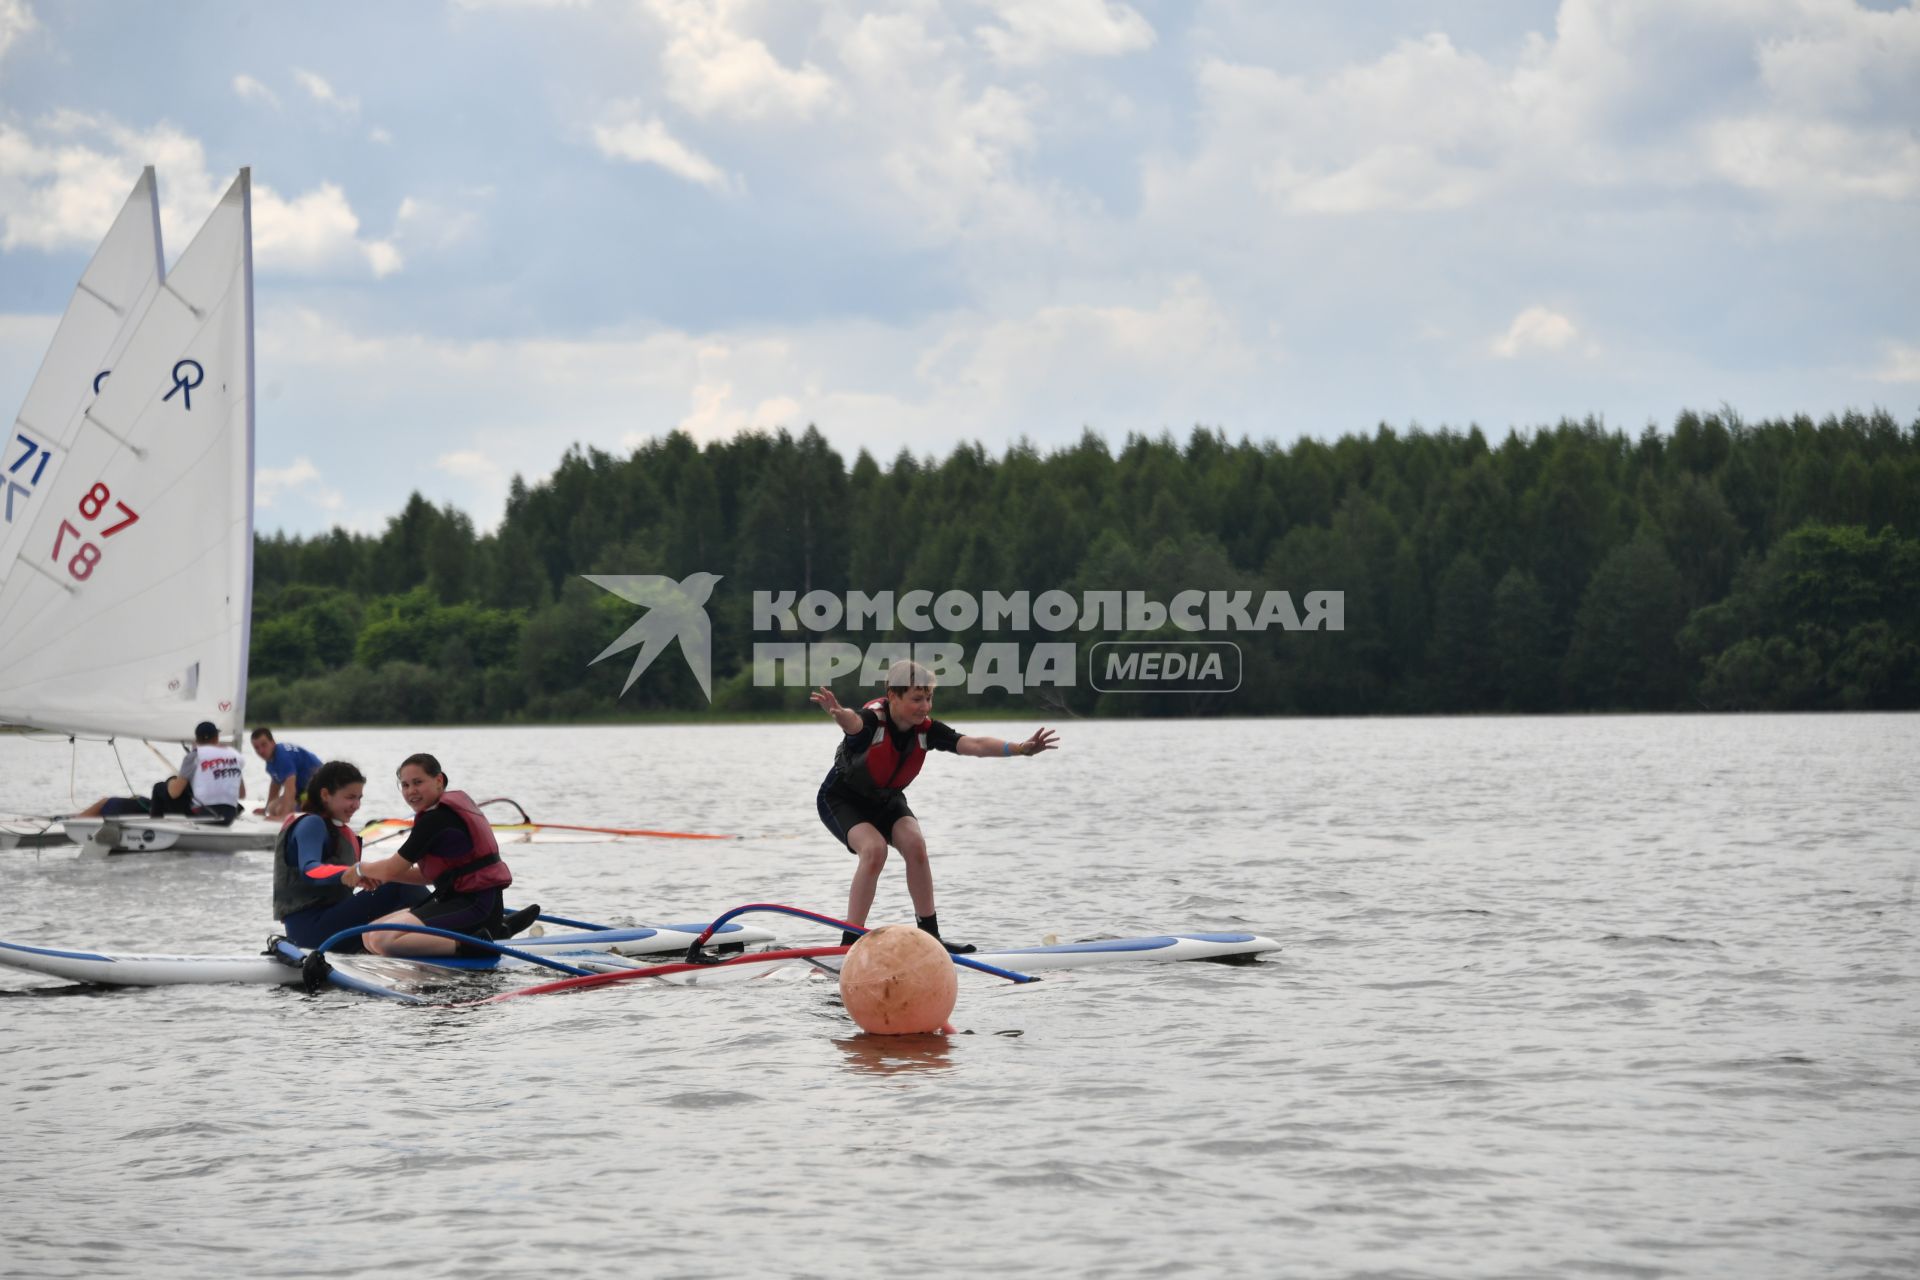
[303,761,367,816]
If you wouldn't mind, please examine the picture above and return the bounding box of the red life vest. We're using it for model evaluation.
[429,790,510,894]
[849,697,932,794]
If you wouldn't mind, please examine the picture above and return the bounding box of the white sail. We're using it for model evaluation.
[0,167,165,571]
[0,170,254,742]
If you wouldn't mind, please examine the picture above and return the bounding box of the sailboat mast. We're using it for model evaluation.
[233,168,256,744]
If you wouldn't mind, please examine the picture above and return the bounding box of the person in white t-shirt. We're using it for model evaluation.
[76,720,248,823]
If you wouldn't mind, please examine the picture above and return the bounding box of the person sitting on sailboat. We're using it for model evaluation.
[274,760,430,949]
[349,753,536,957]
[74,720,247,824]
[250,727,323,818]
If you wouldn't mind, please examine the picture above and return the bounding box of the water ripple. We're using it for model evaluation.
[3,716,1917,1279]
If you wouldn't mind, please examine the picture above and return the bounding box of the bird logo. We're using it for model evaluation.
[584,572,723,701]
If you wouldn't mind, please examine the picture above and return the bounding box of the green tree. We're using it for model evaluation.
[1563,535,1691,708]
[1657,475,1744,607]
[667,450,725,575]
[1490,568,1557,711]
[1429,552,1494,711]
[246,407,1920,720]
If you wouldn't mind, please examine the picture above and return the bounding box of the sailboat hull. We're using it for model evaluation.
[62,814,279,853]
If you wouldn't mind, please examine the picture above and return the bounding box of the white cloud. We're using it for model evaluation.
[254,278,1259,507]
[644,0,836,121]
[292,68,359,116]
[9,0,1903,538]
[627,381,801,445]
[1491,306,1579,359]
[1162,2,1920,221]
[438,450,507,482]
[0,113,401,276]
[232,74,280,109]
[0,115,215,252]
[874,81,1044,239]
[1757,3,1920,117]
[364,241,404,277]
[254,181,403,277]
[256,457,344,512]
[1703,115,1920,201]
[974,0,1154,67]
[393,194,482,252]
[916,277,1254,407]
[592,109,734,191]
[835,6,951,78]
[1182,39,1511,217]
[1874,341,1920,385]
[0,0,34,61]
[435,450,515,526]
[816,13,1065,251]
[369,126,393,145]
[794,7,1127,257]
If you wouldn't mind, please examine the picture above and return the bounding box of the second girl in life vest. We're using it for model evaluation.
[345,753,535,958]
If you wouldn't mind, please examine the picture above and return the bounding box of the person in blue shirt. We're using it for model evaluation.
[272,760,429,949]
[250,727,323,819]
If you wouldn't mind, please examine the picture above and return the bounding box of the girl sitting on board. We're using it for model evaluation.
[273,760,429,950]
[811,658,1057,954]
[350,754,534,957]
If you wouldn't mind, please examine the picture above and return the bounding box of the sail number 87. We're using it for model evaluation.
[53,483,139,581]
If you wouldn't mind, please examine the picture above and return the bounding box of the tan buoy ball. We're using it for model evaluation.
[839,924,958,1035]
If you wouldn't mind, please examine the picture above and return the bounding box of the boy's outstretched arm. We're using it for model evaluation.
[956,726,1059,758]
[811,686,864,734]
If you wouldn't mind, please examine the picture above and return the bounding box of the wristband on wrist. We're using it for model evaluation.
[1003,740,1013,756]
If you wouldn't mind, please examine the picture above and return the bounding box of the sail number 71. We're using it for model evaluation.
[52,482,139,581]
[4,432,52,523]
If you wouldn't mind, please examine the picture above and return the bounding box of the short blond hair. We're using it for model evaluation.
[885,659,935,692]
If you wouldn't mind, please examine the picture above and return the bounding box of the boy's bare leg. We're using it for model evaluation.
[893,817,935,919]
[844,823,889,927]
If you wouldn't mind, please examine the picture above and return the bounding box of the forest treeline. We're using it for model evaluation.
[248,408,1920,722]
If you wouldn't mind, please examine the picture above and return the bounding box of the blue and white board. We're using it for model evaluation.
[590,931,1282,988]
[269,939,689,1003]
[0,921,777,988]
[969,931,1277,970]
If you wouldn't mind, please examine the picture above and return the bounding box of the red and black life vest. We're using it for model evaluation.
[429,790,509,894]
[836,698,932,798]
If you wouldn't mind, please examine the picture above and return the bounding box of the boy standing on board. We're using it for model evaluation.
[812,659,1058,953]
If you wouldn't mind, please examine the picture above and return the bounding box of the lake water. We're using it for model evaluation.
[2,715,1916,1280]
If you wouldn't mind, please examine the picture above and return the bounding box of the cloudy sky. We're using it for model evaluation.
[1,0,1915,535]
